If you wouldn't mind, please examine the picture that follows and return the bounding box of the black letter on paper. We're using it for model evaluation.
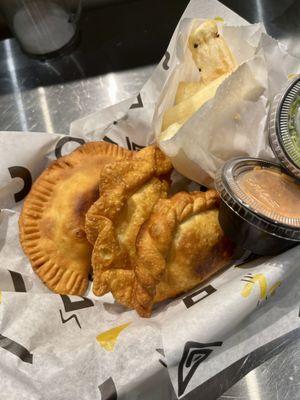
[8,166,32,202]
[55,136,85,159]
[183,285,217,309]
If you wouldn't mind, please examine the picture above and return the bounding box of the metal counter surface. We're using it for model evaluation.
[0,0,299,399]
[0,37,154,134]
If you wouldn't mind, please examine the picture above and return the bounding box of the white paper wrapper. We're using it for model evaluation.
[1,1,300,399]
[156,25,300,185]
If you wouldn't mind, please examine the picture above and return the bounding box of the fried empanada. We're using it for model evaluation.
[135,190,233,317]
[19,142,132,295]
[86,146,173,305]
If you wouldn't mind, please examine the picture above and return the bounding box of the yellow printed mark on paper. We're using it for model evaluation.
[269,280,282,296]
[241,274,267,299]
[288,73,299,80]
[214,16,224,22]
[96,322,131,352]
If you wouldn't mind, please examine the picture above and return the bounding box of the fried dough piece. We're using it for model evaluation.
[133,190,234,317]
[19,142,132,295]
[87,146,173,303]
[188,20,236,85]
[159,122,183,142]
[175,81,205,105]
[160,20,236,135]
[162,73,229,131]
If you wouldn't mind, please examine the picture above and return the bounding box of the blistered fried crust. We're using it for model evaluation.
[133,190,233,317]
[88,146,173,302]
[189,20,236,85]
[85,146,173,245]
[19,141,132,295]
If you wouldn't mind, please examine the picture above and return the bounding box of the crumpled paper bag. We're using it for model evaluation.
[155,21,300,185]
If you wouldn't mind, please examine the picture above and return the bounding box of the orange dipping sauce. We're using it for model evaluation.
[237,167,300,223]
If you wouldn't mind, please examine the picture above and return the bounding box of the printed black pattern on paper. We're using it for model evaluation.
[55,136,85,159]
[60,295,94,312]
[59,309,81,329]
[178,341,222,397]
[59,295,94,329]
[156,348,167,368]
[162,51,171,70]
[103,136,118,145]
[183,285,217,309]
[0,334,33,364]
[125,137,145,151]
[129,93,143,109]
[98,377,117,400]
[8,166,32,202]
[8,270,26,292]
[103,134,145,151]
[131,142,145,151]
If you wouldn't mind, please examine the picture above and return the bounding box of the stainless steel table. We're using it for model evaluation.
[0,36,153,134]
[0,0,299,399]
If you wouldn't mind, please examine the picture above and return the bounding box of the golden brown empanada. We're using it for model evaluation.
[86,146,173,305]
[19,142,132,295]
[134,190,233,317]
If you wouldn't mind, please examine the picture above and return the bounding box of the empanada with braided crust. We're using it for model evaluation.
[104,190,233,317]
[19,142,132,295]
[87,146,173,303]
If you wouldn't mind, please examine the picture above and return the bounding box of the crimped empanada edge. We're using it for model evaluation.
[19,141,131,295]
